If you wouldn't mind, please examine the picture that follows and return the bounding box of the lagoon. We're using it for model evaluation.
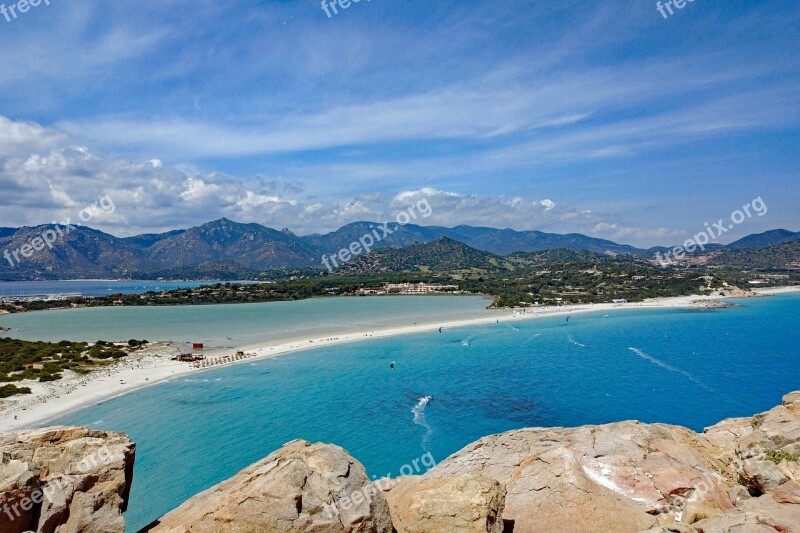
[0,295,494,350]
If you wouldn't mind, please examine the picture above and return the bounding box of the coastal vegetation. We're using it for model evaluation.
[0,338,148,395]
[0,236,797,315]
[711,240,800,269]
[0,383,32,398]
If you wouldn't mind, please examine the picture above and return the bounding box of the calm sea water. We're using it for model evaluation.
[0,280,215,299]
[38,295,800,531]
[0,296,493,349]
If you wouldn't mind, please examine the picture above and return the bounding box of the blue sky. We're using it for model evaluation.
[0,0,797,246]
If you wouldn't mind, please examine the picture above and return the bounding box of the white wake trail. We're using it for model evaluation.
[628,347,714,393]
[412,396,434,451]
[567,335,586,347]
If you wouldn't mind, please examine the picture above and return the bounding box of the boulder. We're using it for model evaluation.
[145,439,392,533]
[693,492,800,532]
[771,480,800,504]
[704,392,800,497]
[426,421,738,532]
[383,475,504,533]
[0,426,135,533]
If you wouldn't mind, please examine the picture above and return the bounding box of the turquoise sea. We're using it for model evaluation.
[32,294,800,530]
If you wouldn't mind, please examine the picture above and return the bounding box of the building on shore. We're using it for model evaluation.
[384,283,459,295]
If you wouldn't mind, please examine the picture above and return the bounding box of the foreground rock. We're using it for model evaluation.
[424,392,800,532]
[6,393,800,532]
[0,427,135,533]
[144,439,392,533]
[383,475,505,533]
[428,422,699,531]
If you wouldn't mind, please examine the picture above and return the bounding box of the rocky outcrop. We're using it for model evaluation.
[426,422,705,531]
[6,393,800,533]
[383,475,505,533]
[691,391,800,532]
[0,426,135,533]
[144,439,393,533]
[421,391,800,532]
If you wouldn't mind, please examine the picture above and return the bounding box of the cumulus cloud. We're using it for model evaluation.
[0,116,68,158]
[535,199,556,211]
[0,115,681,246]
[591,223,684,243]
[386,188,570,230]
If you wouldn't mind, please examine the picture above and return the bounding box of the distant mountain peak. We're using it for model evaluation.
[339,235,501,275]
[205,217,234,226]
[1,219,796,281]
[727,229,800,250]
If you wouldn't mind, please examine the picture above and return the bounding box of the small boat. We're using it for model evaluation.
[389,362,395,370]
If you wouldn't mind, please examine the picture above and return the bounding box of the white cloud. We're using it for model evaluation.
[0,115,687,246]
[535,199,556,211]
[591,223,684,243]
[0,116,68,157]
[387,189,576,231]
[180,178,222,202]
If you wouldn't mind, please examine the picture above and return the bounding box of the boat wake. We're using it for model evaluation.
[412,396,434,451]
[507,325,520,332]
[567,335,586,347]
[628,347,714,393]
[461,336,474,347]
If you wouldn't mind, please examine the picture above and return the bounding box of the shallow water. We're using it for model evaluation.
[0,295,494,348]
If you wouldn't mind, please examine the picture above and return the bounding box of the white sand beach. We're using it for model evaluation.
[751,286,800,295]
[2,287,797,432]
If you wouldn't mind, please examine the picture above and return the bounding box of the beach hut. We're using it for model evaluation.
[193,342,204,350]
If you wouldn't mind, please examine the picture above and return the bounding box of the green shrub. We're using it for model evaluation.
[766,449,798,464]
[0,384,32,398]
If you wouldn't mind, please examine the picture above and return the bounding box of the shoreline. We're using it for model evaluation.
[2,287,797,432]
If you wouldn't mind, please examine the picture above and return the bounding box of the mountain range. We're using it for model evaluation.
[0,219,797,280]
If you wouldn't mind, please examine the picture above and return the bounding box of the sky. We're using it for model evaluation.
[0,0,798,247]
